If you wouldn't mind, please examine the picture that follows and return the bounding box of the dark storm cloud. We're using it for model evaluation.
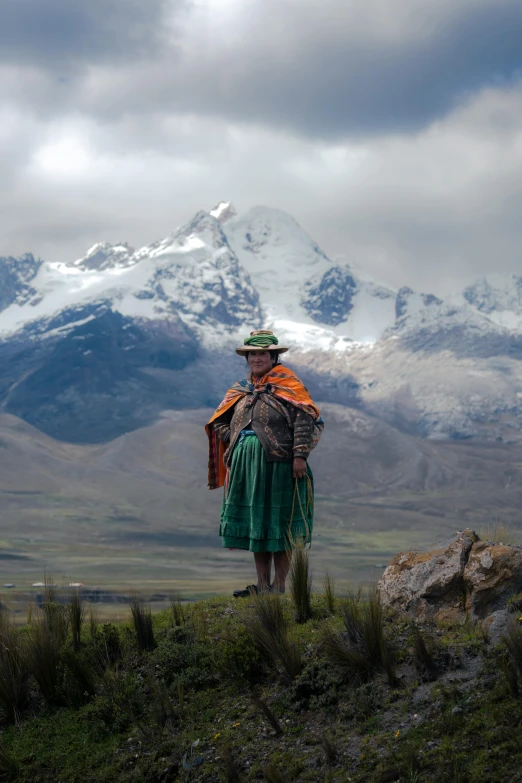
[2,0,522,139]
[177,0,522,138]
[0,0,180,68]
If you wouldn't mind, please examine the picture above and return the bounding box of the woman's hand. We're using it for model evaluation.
[293,456,307,479]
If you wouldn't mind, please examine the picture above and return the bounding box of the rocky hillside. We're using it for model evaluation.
[1,559,522,783]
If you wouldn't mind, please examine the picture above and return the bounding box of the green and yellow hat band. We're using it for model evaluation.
[236,330,288,356]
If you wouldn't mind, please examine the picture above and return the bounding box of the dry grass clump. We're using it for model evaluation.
[24,616,64,706]
[221,744,241,783]
[68,589,85,652]
[129,595,156,652]
[413,628,439,680]
[0,611,29,725]
[323,571,336,615]
[502,621,522,696]
[252,694,283,736]
[479,520,520,546]
[263,763,285,783]
[290,545,312,623]
[321,732,338,764]
[23,579,71,706]
[89,607,98,639]
[243,594,302,683]
[170,596,186,627]
[323,588,396,685]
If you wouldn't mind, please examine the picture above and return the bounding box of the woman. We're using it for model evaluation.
[206,329,323,597]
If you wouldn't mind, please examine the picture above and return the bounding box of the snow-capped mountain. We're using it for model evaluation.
[73,242,135,271]
[0,209,262,340]
[3,202,522,443]
[0,253,42,311]
[463,275,522,329]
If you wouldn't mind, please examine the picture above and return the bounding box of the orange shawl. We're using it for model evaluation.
[205,366,322,489]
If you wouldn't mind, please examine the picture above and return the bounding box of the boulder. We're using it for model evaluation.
[377,530,477,621]
[464,542,522,618]
[378,529,522,625]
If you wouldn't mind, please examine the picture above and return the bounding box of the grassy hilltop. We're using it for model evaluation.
[1,564,522,783]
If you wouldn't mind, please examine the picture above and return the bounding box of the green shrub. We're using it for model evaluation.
[88,623,123,670]
[288,661,340,711]
[151,626,218,691]
[83,668,141,737]
[217,624,265,683]
[60,648,98,707]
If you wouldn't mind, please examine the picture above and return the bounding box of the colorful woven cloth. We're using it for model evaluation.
[205,366,323,490]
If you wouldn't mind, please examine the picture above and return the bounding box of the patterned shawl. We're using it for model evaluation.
[205,366,323,489]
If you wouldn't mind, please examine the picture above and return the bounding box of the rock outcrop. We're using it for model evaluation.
[378,530,522,627]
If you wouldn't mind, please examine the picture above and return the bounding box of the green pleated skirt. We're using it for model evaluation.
[220,434,314,552]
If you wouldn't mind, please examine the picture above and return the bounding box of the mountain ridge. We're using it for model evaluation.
[2,202,522,443]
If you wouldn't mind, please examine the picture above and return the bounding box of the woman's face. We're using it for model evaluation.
[247,350,274,378]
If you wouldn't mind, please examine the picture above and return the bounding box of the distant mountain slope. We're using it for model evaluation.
[2,407,521,588]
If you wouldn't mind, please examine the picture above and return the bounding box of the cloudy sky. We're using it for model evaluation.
[1,0,522,293]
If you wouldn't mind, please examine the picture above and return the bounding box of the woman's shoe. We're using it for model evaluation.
[232,584,258,598]
[232,584,273,598]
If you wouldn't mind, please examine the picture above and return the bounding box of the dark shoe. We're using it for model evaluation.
[233,585,258,599]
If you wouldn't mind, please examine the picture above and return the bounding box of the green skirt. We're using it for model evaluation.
[220,434,314,552]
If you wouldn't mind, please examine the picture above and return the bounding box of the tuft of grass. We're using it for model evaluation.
[0,611,29,724]
[502,621,522,694]
[252,694,283,735]
[323,588,396,685]
[323,570,336,615]
[43,572,57,605]
[149,677,178,731]
[221,744,241,783]
[170,596,186,627]
[0,741,19,781]
[501,652,519,697]
[290,545,312,623]
[320,732,338,764]
[479,520,519,546]
[413,628,438,680]
[61,648,98,704]
[176,679,185,716]
[507,592,522,613]
[68,589,84,652]
[243,594,302,683]
[41,577,69,643]
[129,595,156,652]
[263,763,286,783]
[89,607,98,639]
[24,618,63,706]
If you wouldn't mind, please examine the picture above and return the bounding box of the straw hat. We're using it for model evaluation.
[235,329,289,357]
